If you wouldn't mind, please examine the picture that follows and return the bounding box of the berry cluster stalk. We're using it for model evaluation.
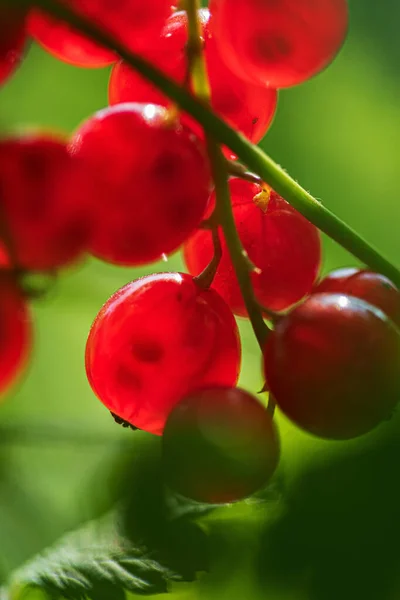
[184,0,269,348]
[6,0,400,288]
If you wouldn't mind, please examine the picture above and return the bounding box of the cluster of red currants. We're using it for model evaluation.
[1,0,399,505]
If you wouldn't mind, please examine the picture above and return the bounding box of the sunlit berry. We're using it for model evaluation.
[69,103,211,266]
[85,273,241,435]
[109,9,277,150]
[28,0,176,67]
[210,0,348,88]
[184,178,321,316]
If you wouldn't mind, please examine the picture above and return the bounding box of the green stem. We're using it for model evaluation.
[208,145,269,347]
[185,0,269,347]
[184,0,210,102]
[11,0,400,287]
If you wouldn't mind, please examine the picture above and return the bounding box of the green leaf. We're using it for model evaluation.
[8,513,180,600]
[119,439,211,582]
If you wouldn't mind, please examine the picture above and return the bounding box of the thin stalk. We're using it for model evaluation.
[7,0,400,286]
[185,0,270,347]
[194,228,222,289]
[208,145,269,347]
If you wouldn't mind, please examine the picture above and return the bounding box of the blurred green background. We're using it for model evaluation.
[0,0,399,598]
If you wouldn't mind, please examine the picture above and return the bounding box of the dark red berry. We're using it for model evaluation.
[69,103,211,266]
[314,268,400,327]
[85,273,241,435]
[0,5,27,86]
[109,9,277,152]
[0,273,31,396]
[210,0,348,88]
[264,293,400,440]
[184,178,321,316]
[28,0,176,67]
[0,134,96,271]
[163,386,280,503]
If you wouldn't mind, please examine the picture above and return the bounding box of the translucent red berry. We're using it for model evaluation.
[85,273,241,435]
[0,273,31,396]
[210,0,348,88]
[109,9,277,150]
[0,5,27,85]
[264,293,400,440]
[184,178,321,316]
[69,103,211,266]
[28,0,176,68]
[314,268,400,327]
[163,386,280,503]
[0,134,96,271]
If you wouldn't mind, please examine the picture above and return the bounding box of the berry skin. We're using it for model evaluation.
[28,0,176,68]
[209,0,348,88]
[313,268,400,327]
[0,245,9,268]
[109,9,277,151]
[0,134,96,271]
[69,103,211,266]
[264,293,400,440]
[0,5,27,86]
[163,386,280,503]
[184,178,321,316]
[85,273,241,435]
[0,273,31,396]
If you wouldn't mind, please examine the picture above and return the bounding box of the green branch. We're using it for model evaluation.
[9,0,400,287]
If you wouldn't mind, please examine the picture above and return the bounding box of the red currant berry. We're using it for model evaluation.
[0,273,31,396]
[184,178,321,316]
[314,268,400,327]
[209,0,348,88]
[109,9,277,151]
[0,244,9,268]
[163,386,280,503]
[264,293,400,440]
[69,103,211,266]
[0,134,96,271]
[85,273,241,435]
[28,0,176,68]
[0,5,27,86]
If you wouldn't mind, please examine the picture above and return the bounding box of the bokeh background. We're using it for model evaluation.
[0,0,399,598]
